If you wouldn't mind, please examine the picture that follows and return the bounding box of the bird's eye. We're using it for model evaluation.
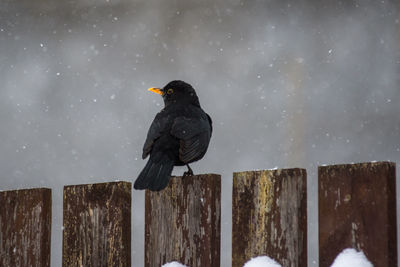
[167,88,174,94]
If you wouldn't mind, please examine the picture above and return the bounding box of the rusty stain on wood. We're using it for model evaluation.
[319,161,397,267]
[145,174,221,267]
[0,188,52,267]
[232,168,307,267]
[62,181,131,267]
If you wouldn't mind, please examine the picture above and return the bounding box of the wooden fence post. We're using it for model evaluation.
[319,161,397,267]
[0,188,52,267]
[232,168,307,267]
[145,174,221,267]
[62,181,131,267]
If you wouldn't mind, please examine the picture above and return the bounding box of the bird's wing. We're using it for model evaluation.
[142,112,169,159]
[170,115,210,140]
[171,115,212,163]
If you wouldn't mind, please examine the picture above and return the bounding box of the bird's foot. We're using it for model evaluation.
[183,164,194,177]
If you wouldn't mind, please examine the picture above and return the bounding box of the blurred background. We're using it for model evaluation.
[0,0,399,266]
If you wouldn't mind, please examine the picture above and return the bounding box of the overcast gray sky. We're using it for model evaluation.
[1,0,399,266]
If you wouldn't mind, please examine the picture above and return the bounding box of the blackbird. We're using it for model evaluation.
[134,80,212,191]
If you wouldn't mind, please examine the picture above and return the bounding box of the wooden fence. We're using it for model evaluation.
[0,161,396,267]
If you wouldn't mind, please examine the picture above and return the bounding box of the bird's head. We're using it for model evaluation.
[148,80,200,107]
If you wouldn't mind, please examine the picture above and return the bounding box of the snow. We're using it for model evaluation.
[161,262,188,267]
[243,256,282,267]
[240,250,372,267]
[330,248,373,267]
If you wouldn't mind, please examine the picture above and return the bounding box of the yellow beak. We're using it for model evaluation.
[148,87,163,95]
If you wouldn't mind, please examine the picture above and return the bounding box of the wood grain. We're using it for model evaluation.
[319,161,397,267]
[0,188,52,267]
[62,181,131,267]
[145,174,221,267]
[232,168,307,267]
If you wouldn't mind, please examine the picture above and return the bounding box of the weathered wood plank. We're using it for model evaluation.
[62,181,131,267]
[0,188,52,267]
[232,168,307,267]
[145,174,221,267]
[319,161,397,267]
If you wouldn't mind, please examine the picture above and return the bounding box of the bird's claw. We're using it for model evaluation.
[183,164,194,177]
[183,170,193,177]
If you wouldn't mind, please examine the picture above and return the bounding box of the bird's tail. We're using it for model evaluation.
[134,155,174,191]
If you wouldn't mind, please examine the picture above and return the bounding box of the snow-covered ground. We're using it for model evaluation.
[161,261,188,267]
[330,248,373,267]
[162,249,373,267]
[243,256,282,267]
